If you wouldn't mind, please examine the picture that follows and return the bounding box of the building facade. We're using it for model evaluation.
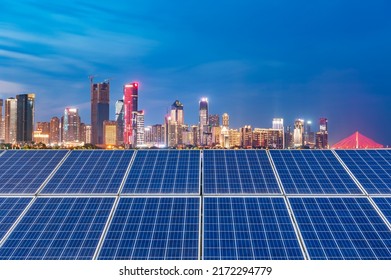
[16,93,35,143]
[123,82,138,146]
[63,108,81,142]
[91,80,110,145]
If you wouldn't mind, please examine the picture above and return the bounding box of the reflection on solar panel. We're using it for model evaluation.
[0,197,114,260]
[98,197,199,260]
[0,197,31,240]
[122,150,200,194]
[203,197,304,260]
[0,150,68,194]
[203,150,281,194]
[373,198,391,224]
[270,150,362,194]
[41,150,133,194]
[289,197,391,260]
[335,150,391,194]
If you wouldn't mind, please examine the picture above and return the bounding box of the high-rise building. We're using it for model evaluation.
[115,100,124,145]
[123,82,138,146]
[36,122,50,135]
[209,114,219,127]
[135,110,145,147]
[304,120,315,147]
[199,98,209,145]
[211,126,221,146]
[91,80,110,145]
[240,125,253,148]
[16,93,35,143]
[50,117,60,145]
[293,119,304,147]
[5,98,17,143]
[103,121,117,146]
[222,113,229,127]
[316,118,329,149]
[0,99,4,142]
[80,123,86,144]
[169,100,184,147]
[63,108,81,142]
[253,128,284,149]
[85,125,92,144]
[272,118,284,130]
[228,129,241,147]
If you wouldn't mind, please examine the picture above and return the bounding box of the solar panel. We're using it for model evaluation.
[0,197,32,240]
[0,150,68,194]
[98,197,200,260]
[41,150,133,194]
[203,197,304,260]
[335,150,391,194]
[203,150,281,194]
[373,197,391,224]
[289,197,391,260]
[270,150,362,194]
[0,197,114,260]
[121,150,200,194]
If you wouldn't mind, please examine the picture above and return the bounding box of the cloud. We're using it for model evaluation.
[0,80,27,98]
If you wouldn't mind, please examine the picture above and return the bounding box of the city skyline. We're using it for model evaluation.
[0,1,390,146]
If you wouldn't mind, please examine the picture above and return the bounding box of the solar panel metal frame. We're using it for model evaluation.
[203,150,282,194]
[121,150,201,194]
[269,150,363,195]
[334,149,391,195]
[0,150,70,194]
[289,196,391,260]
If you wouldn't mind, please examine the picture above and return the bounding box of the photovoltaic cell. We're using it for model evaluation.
[121,150,200,194]
[0,197,32,240]
[203,197,304,260]
[203,150,281,194]
[289,197,391,260]
[270,150,362,194]
[41,150,133,194]
[335,150,391,194]
[373,197,391,224]
[98,197,199,260]
[0,150,68,194]
[0,197,114,260]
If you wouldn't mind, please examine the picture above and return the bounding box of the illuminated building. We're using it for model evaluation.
[316,118,329,149]
[272,118,284,130]
[123,82,138,146]
[293,119,304,147]
[49,117,60,145]
[209,114,219,127]
[253,128,284,149]
[284,125,293,149]
[169,100,184,147]
[91,80,109,145]
[304,120,315,147]
[228,129,241,147]
[222,113,229,127]
[135,110,145,147]
[115,100,124,145]
[0,99,3,142]
[240,125,253,148]
[103,121,117,146]
[16,93,35,143]
[63,108,81,142]
[199,98,209,145]
[211,126,221,146]
[85,125,92,144]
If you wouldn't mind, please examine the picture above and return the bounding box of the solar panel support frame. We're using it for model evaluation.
[34,150,72,195]
[332,150,391,231]
[266,150,310,260]
[0,197,37,248]
[117,150,138,195]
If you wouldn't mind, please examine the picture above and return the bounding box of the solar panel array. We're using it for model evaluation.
[0,149,390,260]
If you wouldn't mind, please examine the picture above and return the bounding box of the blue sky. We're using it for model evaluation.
[0,0,390,145]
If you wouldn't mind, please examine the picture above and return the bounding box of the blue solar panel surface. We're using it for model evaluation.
[98,197,199,260]
[373,198,391,224]
[203,150,281,194]
[289,197,391,260]
[335,150,391,194]
[0,197,31,240]
[0,150,68,194]
[0,197,114,260]
[270,150,362,194]
[122,150,200,194]
[41,150,133,194]
[203,197,304,260]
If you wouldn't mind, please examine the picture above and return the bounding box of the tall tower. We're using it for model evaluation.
[63,108,81,142]
[5,98,17,143]
[16,93,35,143]
[0,99,4,142]
[316,117,329,149]
[222,113,229,127]
[91,79,110,145]
[169,100,184,147]
[293,119,304,147]
[123,82,138,146]
[115,100,124,145]
[50,117,60,145]
[209,114,219,127]
[199,98,209,145]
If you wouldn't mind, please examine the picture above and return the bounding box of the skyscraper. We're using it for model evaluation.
[63,108,81,142]
[5,98,17,143]
[135,110,145,147]
[209,114,219,127]
[0,99,4,142]
[316,117,329,149]
[199,98,209,145]
[123,82,138,146]
[16,93,35,143]
[115,100,124,145]
[272,118,284,130]
[293,119,304,147]
[91,80,110,145]
[169,100,184,147]
[222,113,229,127]
[103,120,117,146]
